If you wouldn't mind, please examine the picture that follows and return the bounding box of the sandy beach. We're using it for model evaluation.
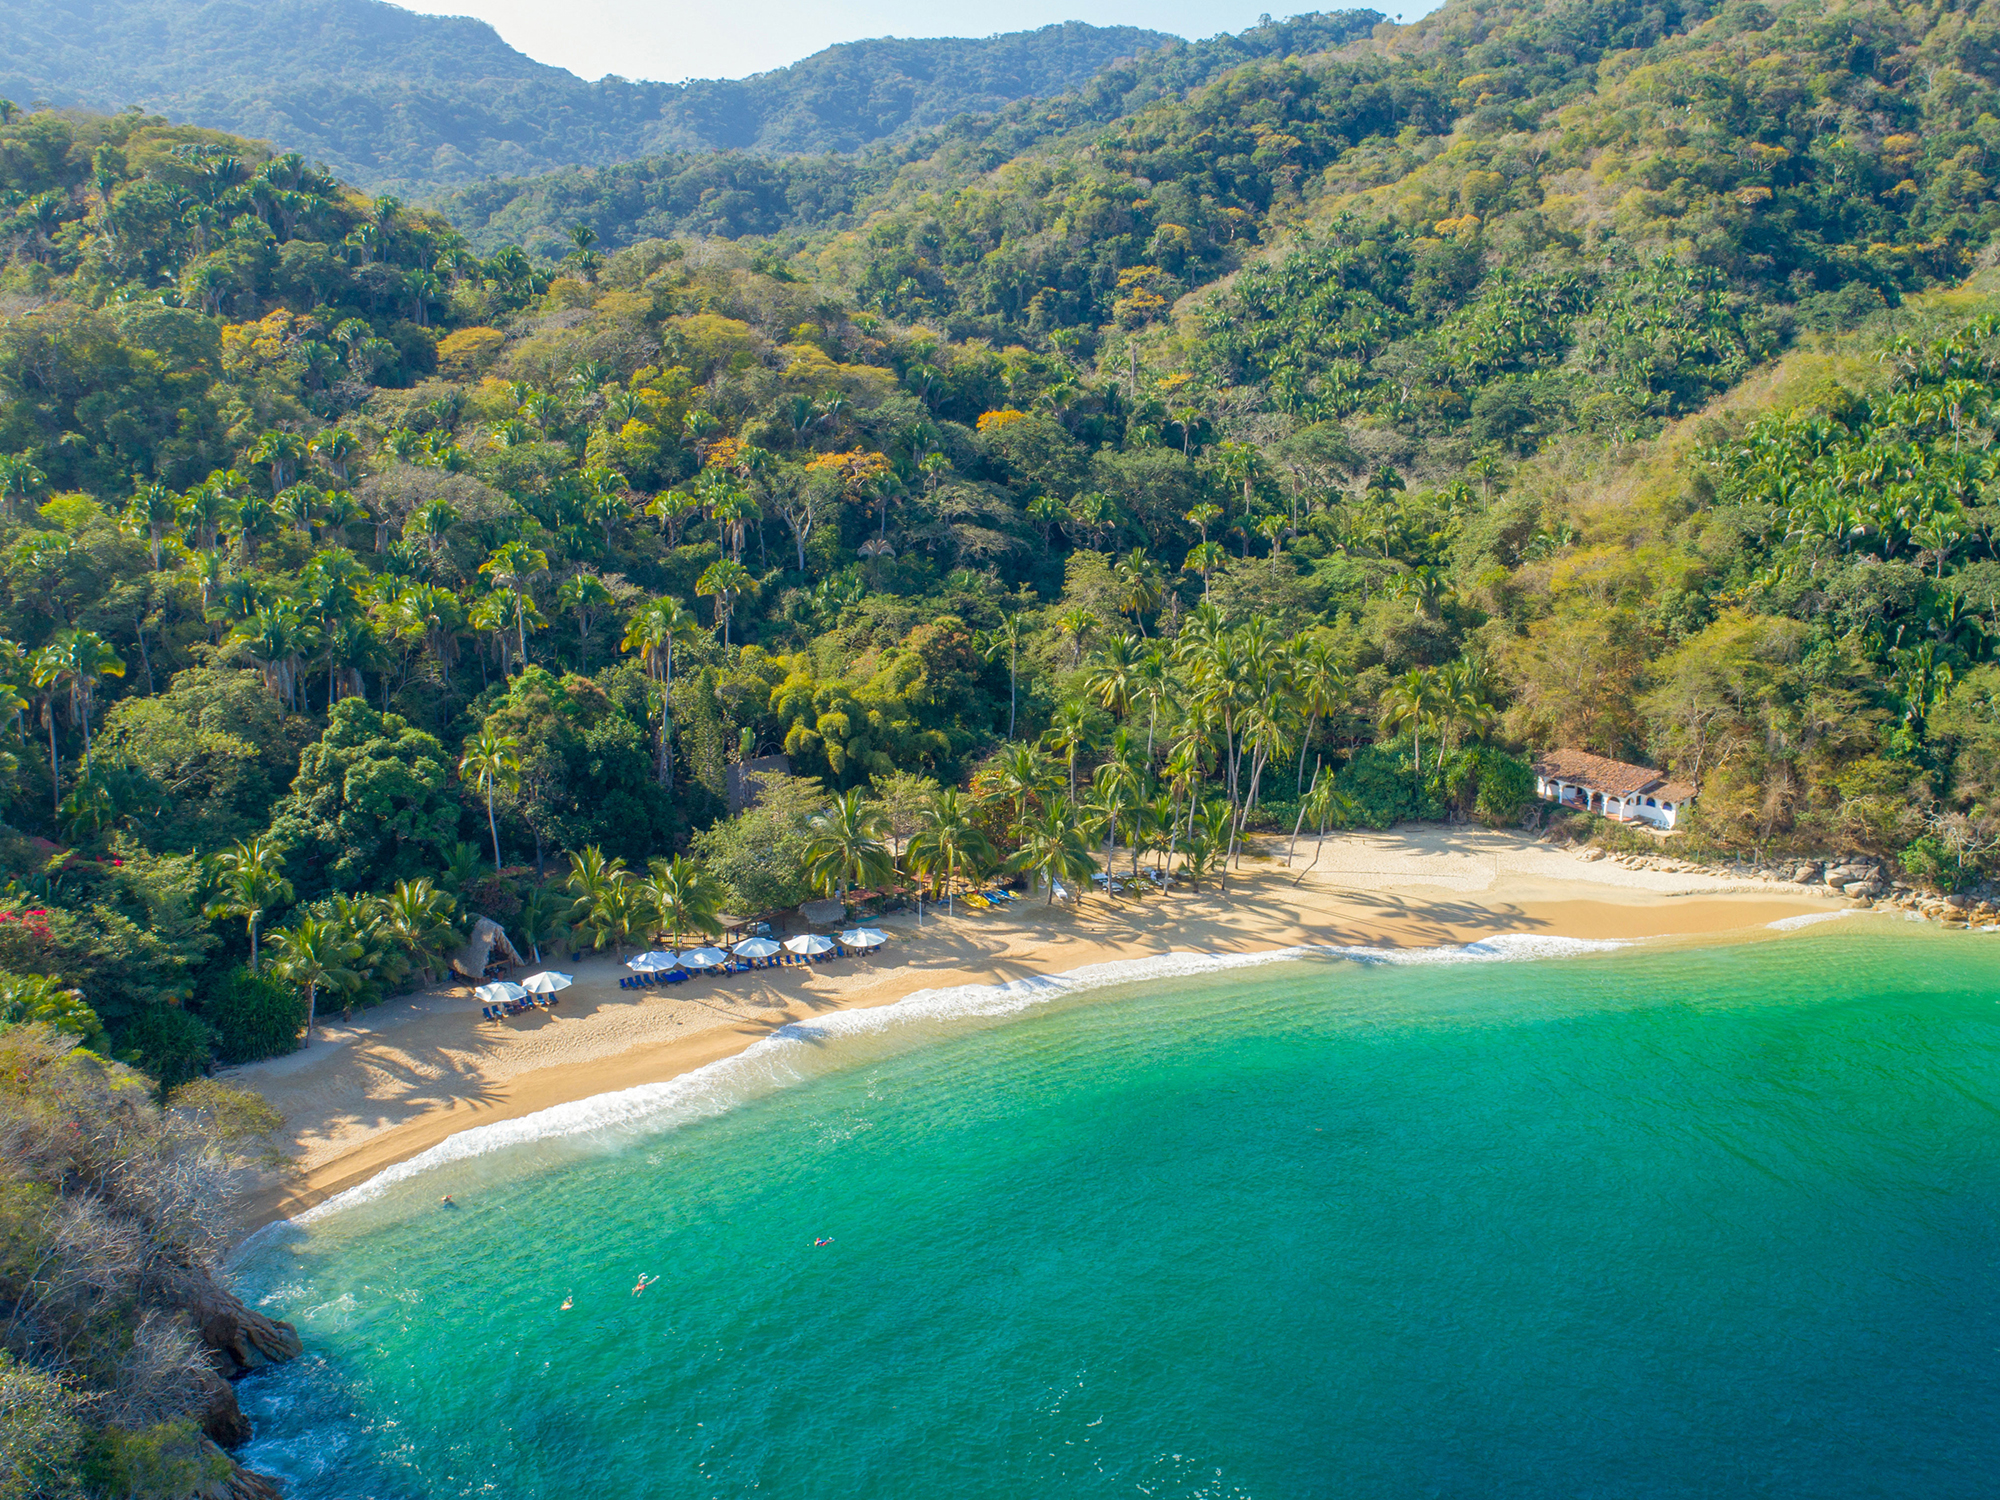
[232,827,1839,1228]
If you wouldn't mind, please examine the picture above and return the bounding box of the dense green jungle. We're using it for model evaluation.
[9,0,2000,1485]
[3,0,1999,1080]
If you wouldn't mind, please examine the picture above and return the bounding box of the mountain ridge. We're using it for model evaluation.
[0,0,1180,190]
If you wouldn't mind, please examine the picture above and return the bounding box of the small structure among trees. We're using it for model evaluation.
[1532,749,1695,830]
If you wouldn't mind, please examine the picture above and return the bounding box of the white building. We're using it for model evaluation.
[1532,749,1696,831]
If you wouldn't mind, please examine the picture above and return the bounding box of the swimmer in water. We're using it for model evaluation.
[560,1294,573,1311]
[632,1274,656,1296]
[813,1237,833,1247]
[440,1195,454,1206]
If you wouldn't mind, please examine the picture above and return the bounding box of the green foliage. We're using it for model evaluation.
[1331,745,1427,829]
[267,699,460,894]
[112,1003,211,1091]
[82,1419,230,1500]
[1473,750,1536,826]
[687,772,825,916]
[202,964,305,1064]
[0,1351,83,1500]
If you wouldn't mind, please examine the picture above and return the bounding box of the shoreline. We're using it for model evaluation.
[231,828,1846,1234]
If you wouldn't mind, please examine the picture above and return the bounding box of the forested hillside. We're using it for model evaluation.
[0,0,1998,1106]
[0,1,1176,192]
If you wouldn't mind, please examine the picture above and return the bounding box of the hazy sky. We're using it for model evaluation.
[406,0,1442,83]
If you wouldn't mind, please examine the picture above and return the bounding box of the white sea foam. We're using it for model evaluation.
[1766,910,1859,931]
[285,935,1626,1225]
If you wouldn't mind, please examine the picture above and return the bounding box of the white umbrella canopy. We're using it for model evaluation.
[520,971,573,995]
[784,934,836,955]
[677,947,728,969]
[627,951,678,972]
[839,929,886,948]
[732,937,782,958]
[475,981,526,1004]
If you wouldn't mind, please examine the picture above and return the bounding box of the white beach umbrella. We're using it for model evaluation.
[783,934,836,956]
[519,971,573,995]
[474,981,526,1005]
[627,951,677,972]
[732,936,782,958]
[838,928,886,949]
[677,947,728,969]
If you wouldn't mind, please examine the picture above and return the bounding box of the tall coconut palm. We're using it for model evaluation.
[1379,666,1441,783]
[641,855,723,947]
[696,558,757,647]
[906,789,997,915]
[1084,634,1142,720]
[1288,638,1349,792]
[1043,699,1102,803]
[620,595,703,785]
[803,790,895,905]
[268,915,362,1042]
[978,613,1030,738]
[479,541,549,667]
[1006,800,1098,905]
[459,727,520,870]
[205,838,293,972]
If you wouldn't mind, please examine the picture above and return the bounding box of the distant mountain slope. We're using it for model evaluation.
[438,11,1389,253]
[0,0,1176,191]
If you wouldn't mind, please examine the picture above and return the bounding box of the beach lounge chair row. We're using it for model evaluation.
[959,889,1020,911]
[481,996,559,1020]
[618,950,862,990]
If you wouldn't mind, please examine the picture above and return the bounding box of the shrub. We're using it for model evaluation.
[1899,835,1982,893]
[1473,750,1536,825]
[1333,745,1427,827]
[114,1007,213,1091]
[202,966,306,1065]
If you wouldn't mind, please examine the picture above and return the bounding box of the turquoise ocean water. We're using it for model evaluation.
[233,922,2000,1498]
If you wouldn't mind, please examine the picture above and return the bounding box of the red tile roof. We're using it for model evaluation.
[1532,748,1694,801]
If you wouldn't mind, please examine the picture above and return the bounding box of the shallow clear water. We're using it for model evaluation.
[234,925,2000,1499]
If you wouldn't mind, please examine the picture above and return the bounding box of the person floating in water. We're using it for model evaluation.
[632,1273,658,1296]
[813,1237,834,1247]
[560,1295,573,1311]
[440,1195,454,1207]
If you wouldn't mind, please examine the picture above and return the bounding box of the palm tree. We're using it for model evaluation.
[804,790,896,905]
[620,595,703,786]
[205,838,293,972]
[1084,634,1142,719]
[383,877,460,983]
[1292,775,1357,885]
[696,558,757,647]
[978,613,1031,739]
[564,845,629,927]
[973,742,1059,838]
[515,884,568,963]
[1288,639,1349,792]
[268,915,362,1042]
[906,789,997,915]
[584,881,645,955]
[1055,607,1099,668]
[479,541,549,667]
[1182,540,1227,595]
[1112,549,1163,636]
[1083,761,1144,884]
[1006,800,1098,905]
[640,855,724,947]
[1379,666,1440,782]
[38,630,124,760]
[459,727,521,870]
[1043,698,1101,803]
